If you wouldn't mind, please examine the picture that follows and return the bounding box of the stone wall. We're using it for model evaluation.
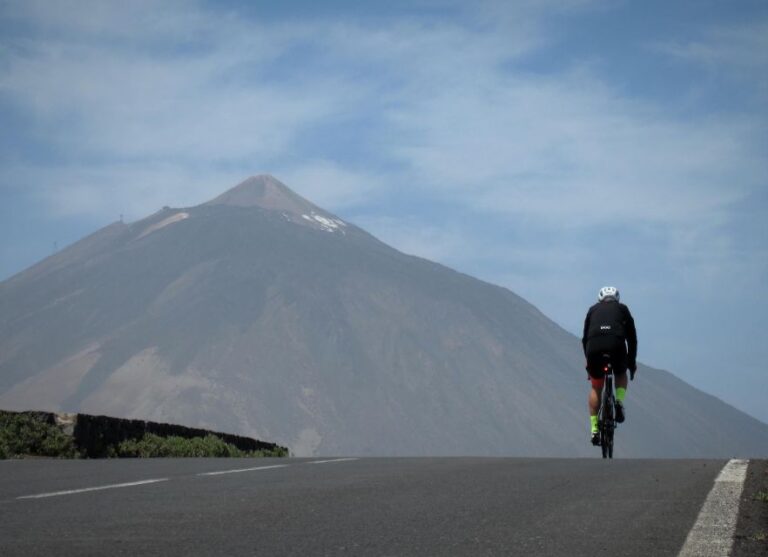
[1,409,287,458]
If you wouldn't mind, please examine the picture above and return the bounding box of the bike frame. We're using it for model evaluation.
[597,357,616,459]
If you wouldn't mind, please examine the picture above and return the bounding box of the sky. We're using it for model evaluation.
[1,0,766,423]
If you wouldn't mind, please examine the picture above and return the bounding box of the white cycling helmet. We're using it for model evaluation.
[598,286,620,302]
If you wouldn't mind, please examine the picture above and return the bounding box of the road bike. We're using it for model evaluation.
[596,355,617,459]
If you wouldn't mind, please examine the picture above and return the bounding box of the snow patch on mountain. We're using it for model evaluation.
[137,212,189,240]
[302,212,347,233]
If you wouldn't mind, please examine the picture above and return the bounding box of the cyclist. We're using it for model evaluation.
[582,286,637,446]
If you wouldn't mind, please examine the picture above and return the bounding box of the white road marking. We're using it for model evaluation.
[307,458,359,464]
[677,458,749,557]
[197,464,289,476]
[17,478,169,500]
[15,458,351,499]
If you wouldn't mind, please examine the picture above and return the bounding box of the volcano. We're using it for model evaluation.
[1,175,766,456]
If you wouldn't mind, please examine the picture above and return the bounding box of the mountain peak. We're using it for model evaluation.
[205,175,315,214]
[203,175,348,234]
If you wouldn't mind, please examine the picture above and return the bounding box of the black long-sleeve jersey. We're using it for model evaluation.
[582,300,637,367]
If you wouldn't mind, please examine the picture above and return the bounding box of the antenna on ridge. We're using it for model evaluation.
[119,213,124,223]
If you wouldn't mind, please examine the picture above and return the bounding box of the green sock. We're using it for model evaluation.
[616,387,626,402]
[590,415,598,434]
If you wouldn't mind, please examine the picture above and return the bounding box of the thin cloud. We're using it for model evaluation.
[649,18,768,105]
[4,163,244,220]
[384,64,761,226]
[650,19,768,70]
[1,21,346,163]
[354,215,474,264]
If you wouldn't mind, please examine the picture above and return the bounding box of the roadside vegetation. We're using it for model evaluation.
[751,488,768,542]
[0,412,77,459]
[0,412,288,459]
[734,461,768,552]
[112,433,288,458]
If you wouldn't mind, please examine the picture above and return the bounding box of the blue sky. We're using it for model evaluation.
[1,0,766,423]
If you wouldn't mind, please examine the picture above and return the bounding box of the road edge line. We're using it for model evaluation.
[677,458,749,557]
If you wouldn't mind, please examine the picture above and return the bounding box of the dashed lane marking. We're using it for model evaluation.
[307,458,359,464]
[677,458,749,557]
[17,478,169,499]
[15,458,359,498]
[197,464,289,476]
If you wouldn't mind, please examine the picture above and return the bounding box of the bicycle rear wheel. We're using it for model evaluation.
[600,398,614,459]
[601,429,612,458]
[607,426,614,459]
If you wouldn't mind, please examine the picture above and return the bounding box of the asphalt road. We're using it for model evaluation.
[0,457,731,556]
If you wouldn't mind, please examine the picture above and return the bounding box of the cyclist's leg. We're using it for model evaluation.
[588,383,601,415]
[588,378,602,445]
[610,347,629,398]
[610,348,628,422]
[586,352,605,435]
[616,371,628,392]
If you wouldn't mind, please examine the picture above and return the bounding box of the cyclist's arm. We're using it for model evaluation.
[624,306,638,369]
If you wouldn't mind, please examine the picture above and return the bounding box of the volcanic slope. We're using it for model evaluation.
[1,175,766,457]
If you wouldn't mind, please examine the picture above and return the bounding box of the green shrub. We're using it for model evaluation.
[114,433,283,458]
[0,413,77,459]
[260,445,289,457]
